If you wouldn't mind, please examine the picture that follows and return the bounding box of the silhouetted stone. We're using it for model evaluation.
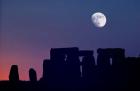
[42,59,52,81]
[125,57,140,90]
[29,68,37,82]
[50,48,67,63]
[9,65,19,82]
[97,48,125,66]
[41,59,56,89]
[1,47,140,91]
[79,50,93,57]
[82,54,96,89]
[50,47,81,89]
[50,48,66,88]
[97,48,125,86]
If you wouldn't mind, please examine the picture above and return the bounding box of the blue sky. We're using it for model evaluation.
[0,0,140,80]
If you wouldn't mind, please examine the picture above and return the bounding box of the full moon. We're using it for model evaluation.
[91,12,107,28]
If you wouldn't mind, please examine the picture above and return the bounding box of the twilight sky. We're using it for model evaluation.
[0,0,140,80]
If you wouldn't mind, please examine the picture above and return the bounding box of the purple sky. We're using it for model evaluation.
[0,0,140,80]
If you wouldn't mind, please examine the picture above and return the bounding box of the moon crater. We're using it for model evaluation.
[91,12,107,28]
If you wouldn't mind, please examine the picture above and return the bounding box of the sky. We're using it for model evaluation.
[0,0,140,80]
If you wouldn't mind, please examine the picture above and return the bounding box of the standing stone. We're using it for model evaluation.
[29,68,37,82]
[9,65,19,82]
